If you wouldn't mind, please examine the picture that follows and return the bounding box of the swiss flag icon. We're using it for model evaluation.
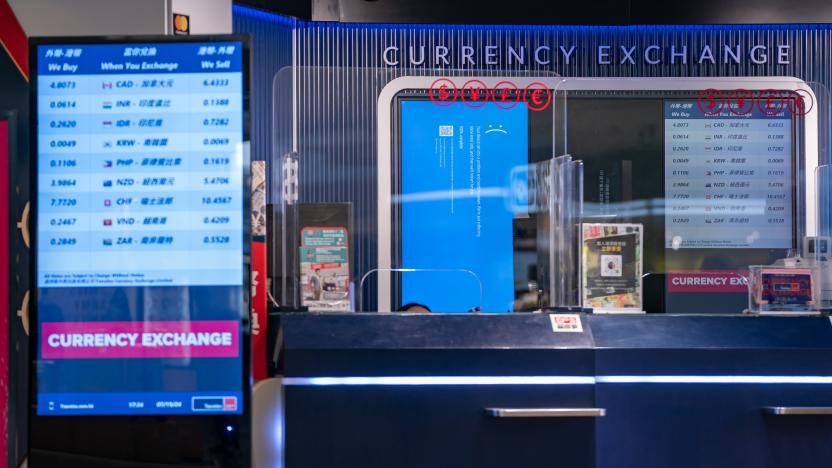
[224,397,237,411]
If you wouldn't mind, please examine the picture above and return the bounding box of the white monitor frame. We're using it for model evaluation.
[376,76,819,312]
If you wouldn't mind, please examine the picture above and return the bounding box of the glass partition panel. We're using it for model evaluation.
[554,77,829,314]
[269,69,829,314]
[272,68,562,312]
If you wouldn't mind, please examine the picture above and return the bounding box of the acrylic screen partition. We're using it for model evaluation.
[271,69,830,314]
[272,69,563,313]
[556,77,828,314]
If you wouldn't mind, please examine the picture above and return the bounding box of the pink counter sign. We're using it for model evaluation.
[41,320,240,359]
[667,270,748,293]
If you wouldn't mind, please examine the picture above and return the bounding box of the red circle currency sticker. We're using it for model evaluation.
[429,78,457,107]
[461,79,489,108]
[757,89,785,116]
[523,82,552,112]
[727,88,754,116]
[787,88,814,116]
[696,88,724,116]
[491,81,520,109]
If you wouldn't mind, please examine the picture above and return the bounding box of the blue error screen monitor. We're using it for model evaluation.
[35,40,246,415]
[400,101,528,312]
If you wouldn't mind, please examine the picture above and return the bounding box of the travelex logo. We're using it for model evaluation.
[430,78,551,111]
[41,320,239,359]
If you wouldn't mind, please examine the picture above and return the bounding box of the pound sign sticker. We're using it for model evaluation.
[462,79,488,108]
[523,82,552,112]
[429,78,457,107]
[492,81,520,109]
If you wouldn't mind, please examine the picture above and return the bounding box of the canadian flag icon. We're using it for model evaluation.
[223,397,237,411]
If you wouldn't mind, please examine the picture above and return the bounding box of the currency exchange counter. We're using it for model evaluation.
[257,313,832,468]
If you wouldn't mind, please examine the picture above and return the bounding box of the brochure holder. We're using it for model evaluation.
[277,151,301,309]
[748,259,820,315]
[540,154,585,311]
[812,164,832,311]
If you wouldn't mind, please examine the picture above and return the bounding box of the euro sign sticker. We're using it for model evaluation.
[757,89,784,116]
[462,79,488,108]
[492,81,520,110]
[696,88,724,116]
[787,89,813,116]
[523,82,552,112]
[429,78,457,107]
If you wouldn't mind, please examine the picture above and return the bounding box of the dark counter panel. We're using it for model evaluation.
[276,313,595,376]
[596,383,832,468]
[280,313,594,349]
[285,385,598,468]
[589,315,832,376]
[588,315,832,349]
[273,313,832,468]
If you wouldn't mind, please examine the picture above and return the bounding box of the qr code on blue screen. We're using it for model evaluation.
[439,125,454,137]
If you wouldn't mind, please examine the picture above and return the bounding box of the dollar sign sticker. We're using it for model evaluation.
[439,84,449,101]
[430,78,457,106]
[697,88,723,116]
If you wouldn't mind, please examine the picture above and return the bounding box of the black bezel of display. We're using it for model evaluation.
[27,34,252,468]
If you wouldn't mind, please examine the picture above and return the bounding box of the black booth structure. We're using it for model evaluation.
[4,0,832,467]
[233,1,832,466]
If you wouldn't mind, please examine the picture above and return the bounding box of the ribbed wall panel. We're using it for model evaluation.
[232,11,832,308]
[232,4,294,205]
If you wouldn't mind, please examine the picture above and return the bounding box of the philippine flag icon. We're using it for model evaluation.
[223,397,237,411]
[103,160,112,168]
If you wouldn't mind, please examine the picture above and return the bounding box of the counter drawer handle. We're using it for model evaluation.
[764,407,832,416]
[486,408,606,418]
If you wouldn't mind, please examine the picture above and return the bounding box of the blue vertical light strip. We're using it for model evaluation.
[280,375,832,386]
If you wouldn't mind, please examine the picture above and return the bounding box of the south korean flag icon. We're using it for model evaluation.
[601,254,623,277]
